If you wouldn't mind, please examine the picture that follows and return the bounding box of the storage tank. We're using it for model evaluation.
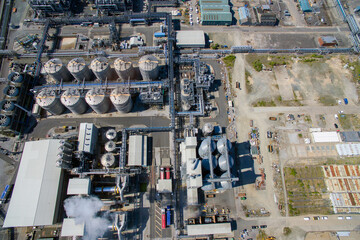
[44,58,72,83]
[220,172,235,189]
[106,128,117,141]
[105,141,116,152]
[217,137,231,155]
[3,85,19,99]
[114,57,136,80]
[0,100,15,115]
[110,88,133,113]
[0,114,11,129]
[138,55,159,81]
[101,153,116,167]
[85,88,111,114]
[202,123,214,136]
[58,145,73,155]
[182,100,191,111]
[8,72,23,86]
[60,88,88,114]
[60,139,73,149]
[90,57,115,81]
[67,58,93,81]
[198,137,216,159]
[201,174,216,191]
[202,155,217,171]
[57,152,72,162]
[218,155,234,172]
[36,89,65,115]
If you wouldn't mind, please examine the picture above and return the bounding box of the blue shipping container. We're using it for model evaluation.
[154,32,166,38]
[344,98,348,104]
[166,206,171,226]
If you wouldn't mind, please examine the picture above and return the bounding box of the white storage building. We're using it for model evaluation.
[312,132,341,143]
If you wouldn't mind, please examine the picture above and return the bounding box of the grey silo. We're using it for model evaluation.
[114,57,136,80]
[67,58,93,82]
[60,88,88,114]
[85,88,111,114]
[138,55,159,81]
[202,123,214,136]
[90,57,116,81]
[218,154,234,172]
[110,88,133,113]
[198,137,216,159]
[44,58,72,83]
[36,89,65,115]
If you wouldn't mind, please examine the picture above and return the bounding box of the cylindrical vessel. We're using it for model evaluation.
[94,186,119,193]
[61,88,88,114]
[106,128,117,141]
[218,155,234,172]
[3,85,19,99]
[85,88,111,114]
[160,167,165,180]
[217,137,231,155]
[90,57,116,81]
[202,123,214,136]
[57,152,72,162]
[110,88,133,113]
[0,100,16,115]
[139,55,159,81]
[44,58,72,83]
[36,89,65,115]
[8,72,24,87]
[101,153,116,167]
[56,160,72,169]
[220,172,235,189]
[105,141,116,152]
[198,137,216,159]
[202,155,217,171]
[0,114,11,128]
[58,146,72,155]
[67,58,93,81]
[166,167,171,179]
[114,57,136,80]
[60,139,73,149]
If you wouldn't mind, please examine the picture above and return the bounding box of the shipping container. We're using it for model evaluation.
[154,32,166,38]
[166,167,170,179]
[161,209,166,229]
[344,98,348,104]
[166,205,171,226]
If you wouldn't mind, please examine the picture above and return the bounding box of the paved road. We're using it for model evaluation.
[252,105,360,114]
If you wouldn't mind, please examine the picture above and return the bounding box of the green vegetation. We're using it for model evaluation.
[257,230,268,240]
[283,227,292,236]
[319,95,336,106]
[269,60,287,67]
[211,43,219,50]
[245,69,252,94]
[298,133,303,138]
[223,55,236,68]
[247,54,293,71]
[304,115,312,124]
[253,60,263,72]
[252,99,276,107]
[290,168,297,176]
[338,114,352,130]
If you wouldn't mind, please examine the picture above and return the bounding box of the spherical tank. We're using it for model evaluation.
[44,58,72,83]
[106,128,117,141]
[36,89,65,115]
[85,88,111,114]
[101,153,116,167]
[3,85,19,98]
[67,58,93,82]
[217,137,231,155]
[114,57,136,80]
[60,88,88,114]
[138,55,159,81]
[202,155,217,171]
[8,72,23,87]
[90,57,115,81]
[202,123,214,136]
[198,137,216,159]
[105,141,116,152]
[202,174,217,191]
[0,114,11,128]
[218,155,234,172]
[220,172,235,189]
[110,88,133,113]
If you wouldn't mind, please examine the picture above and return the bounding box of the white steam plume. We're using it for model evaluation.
[64,196,111,240]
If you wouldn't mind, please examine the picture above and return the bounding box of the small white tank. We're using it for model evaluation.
[202,123,214,136]
[105,141,116,152]
[198,137,216,159]
[101,153,116,167]
[106,128,117,141]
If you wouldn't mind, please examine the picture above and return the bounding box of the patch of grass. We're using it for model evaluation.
[223,55,236,68]
[269,60,287,67]
[319,95,336,106]
[253,99,276,107]
[257,230,268,240]
[253,60,263,72]
[290,168,297,176]
[304,115,312,124]
[298,133,303,138]
[338,114,352,130]
[211,43,219,50]
[283,227,292,236]
[245,69,252,94]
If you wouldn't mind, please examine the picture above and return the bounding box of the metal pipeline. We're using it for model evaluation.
[94,186,119,194]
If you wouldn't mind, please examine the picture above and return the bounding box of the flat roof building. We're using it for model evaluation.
[201,11,232,25]
[128,135,148,167]
[299,0,312,12]
[187,222,232,236]
[238,7,250,25]
[312,132,341,143]
[67,178,91,195]
[318,36,338,47]
[199,0,228,5]
[78,123,98,154]
[340,131,360,142]
[176,31,206,48]
[61,218,85,237]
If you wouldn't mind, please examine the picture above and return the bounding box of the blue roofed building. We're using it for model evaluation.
[199,0,232,25]
[299,0,312,12]
[238,6,250,25]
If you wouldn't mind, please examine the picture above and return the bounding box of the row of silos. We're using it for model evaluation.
[44,55,160,83]
[35,88,133,115]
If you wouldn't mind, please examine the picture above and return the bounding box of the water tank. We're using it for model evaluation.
[202,123,214,136]
[8,72,23,87]
[202,155,217,171]
[67,58,93,82]
[3,85,19,98]
[106,128,117,141]
[60,139,73,149]
[44,58,72,83]
[61,88,88,114]
[36,89,65,115]
[217,137,231,155]
[0,100,15,115]
[101,153,116,167]
[90,57,115,81]
[105,141,116,152]
[138,55,159,81]
[0,114,11,128]
[56,159,72,169]
[198,137,215,159]
[218,155,234,172]
[114,57,136,80]
[57,152,72,162]
[85,88,111,114]
[110,88,133,113]
[220,172,235,189]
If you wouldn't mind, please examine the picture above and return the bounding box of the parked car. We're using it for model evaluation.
[313,216,320,220]
[344,98,348,104]
[334,114,338,120]
[304,217,310,220]
[338,216,344,220]
[345,216,352,220]
[321,216,328,220]
[334,123,338,128]
[260,225,267,228]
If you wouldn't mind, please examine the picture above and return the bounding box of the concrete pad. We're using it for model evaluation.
[274,66,294,101]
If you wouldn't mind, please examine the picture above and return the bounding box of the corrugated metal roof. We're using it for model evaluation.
[176,31,206,47]
[238,7,250,20]
[312,132,341,143]
[200,4,230,12]
[336,143,360,156]
[3,140,62,227]
[340,131,360,142]
[67,178,91,195]
[78,123,98,154]
[187,188,199,205]
[61,218,85,237]
[299,0,312,12]
[128,135,148,167]
[201,12,232,22]
[187,222,232,235]
[200,0,228,5]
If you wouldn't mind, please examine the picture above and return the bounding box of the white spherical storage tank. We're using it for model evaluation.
[101,153,115,168]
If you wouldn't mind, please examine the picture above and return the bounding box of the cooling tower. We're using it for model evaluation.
[36,89,65,115]
[114,57,136,80]
[8,72,23,87]
[67,58,93,81]
[202,155,217,171]
[218,155,234,172]
[3,85,19,99]
[44,58,72,83]
[138,55,159,81]
[0,114,11,129]
[60,88,88,114]
[106,128,117,141]
[101,153,116,167]
[0,100,15,115]
[90,57,116,81]
[110,88,133,113]
[198,137,216,159]
[202,123,214,136]
[85,88,111,114]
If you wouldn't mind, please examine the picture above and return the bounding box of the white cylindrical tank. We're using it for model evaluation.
[202,155,217,171]
[110,88,133,113]
[60,88,88,114]
[198,137,215,159]
[36,89,65,115]
[202,123,214,136]
[217,137,231,155]
[218,155,234,172]
[106,128,117,141]
[105,141,116,152]
[201,174,216,191]
[67,58,93,82]
[220,172,235,189]
[44,58,72,83]
[85,88,111,114]
[138,55,159,81]
[114,57,136,80]
[101,153,116,168]
[90,57,116,81]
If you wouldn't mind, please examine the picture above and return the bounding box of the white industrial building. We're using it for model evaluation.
[336,143,360,156]
[78,123,98,154]
[67,178,91,195]
[176,31,206,48]
[187,222,232,236]
[3,140,64,228]
[311,131,341,143]
[128,135,148,167]
[61,218,85,237]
